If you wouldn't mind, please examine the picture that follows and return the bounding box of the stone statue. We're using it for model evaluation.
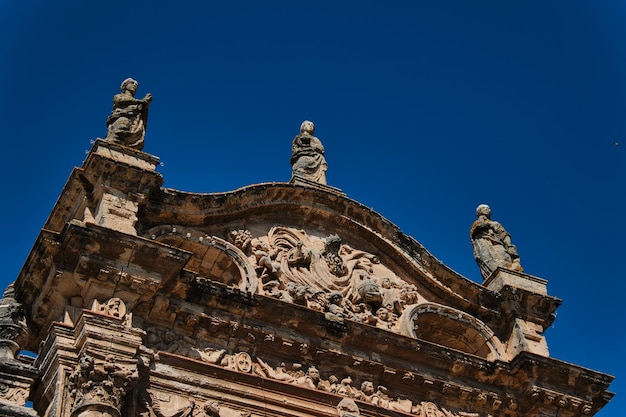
[105,78,152,150]
[470,204,523,280]
[291,120,328,184]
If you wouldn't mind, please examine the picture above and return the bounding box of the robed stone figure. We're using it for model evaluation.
[470,204,523,280]
[105,78,152,150]
[291,120,328,184]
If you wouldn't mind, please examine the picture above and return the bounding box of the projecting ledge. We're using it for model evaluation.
[483,267,548,295]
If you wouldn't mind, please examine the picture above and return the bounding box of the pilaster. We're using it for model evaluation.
[33,302,143,417]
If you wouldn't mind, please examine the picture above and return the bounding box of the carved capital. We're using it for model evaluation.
[68,354,138,417]
[0,284,28,359]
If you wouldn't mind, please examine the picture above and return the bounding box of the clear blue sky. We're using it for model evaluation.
[1,2,624,415]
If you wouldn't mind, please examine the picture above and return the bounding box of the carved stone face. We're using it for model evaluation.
[105,297,125,318]
[358,279,382,304]
[234,352,252,373]
[476,204,491,218]
[79,355,94,370]
[307,367,320,380]
[376,308,389,321]
[146,331,159,345]
[422,402,440,417]
[328,292,343,305]
[120,78,138,95]
[204,401,220,415]
[163,330,176,343]
[361,381,374,395]
[300,120,315,135]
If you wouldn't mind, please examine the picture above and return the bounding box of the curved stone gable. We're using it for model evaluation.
[3,139,612,417]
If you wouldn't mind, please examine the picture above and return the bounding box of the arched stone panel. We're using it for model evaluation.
[146,226,258,293]
[399,302,504,361]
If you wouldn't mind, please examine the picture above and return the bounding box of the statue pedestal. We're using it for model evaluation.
[82,139,163,236]
[483,268,547,295]
[484,269,556,358]
[289,175,345,195]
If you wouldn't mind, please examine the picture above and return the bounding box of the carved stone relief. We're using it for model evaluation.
[92,297,130,325]
[0,383,28,407]
[244,226,424,332]
[68,354,138,417]
[139,389,252,417]
[141,330,494,417]
[202,400,250,417]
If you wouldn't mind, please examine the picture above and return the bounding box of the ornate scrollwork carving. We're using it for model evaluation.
[0,383,28,406]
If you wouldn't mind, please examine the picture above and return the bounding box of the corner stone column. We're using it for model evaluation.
[0,284,38,416]
[34,303,144,417]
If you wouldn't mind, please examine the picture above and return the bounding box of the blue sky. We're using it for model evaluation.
[1,1,624,415]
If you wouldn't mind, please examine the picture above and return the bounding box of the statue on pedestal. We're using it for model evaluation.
[105,78,152,150]
[291,120,328,184]
[470,204,523,280]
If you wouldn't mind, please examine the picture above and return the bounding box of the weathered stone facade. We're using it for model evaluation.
[0,85,614,417]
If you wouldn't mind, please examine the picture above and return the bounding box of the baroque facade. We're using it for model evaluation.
[0,80,614,417]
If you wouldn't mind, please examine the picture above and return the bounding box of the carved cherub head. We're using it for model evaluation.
[375,307,389,321]
[78,354,95,371]
[361,380,375,395]
[307,366,320,381]
[328,291,343,305]
[203,400,220,417]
